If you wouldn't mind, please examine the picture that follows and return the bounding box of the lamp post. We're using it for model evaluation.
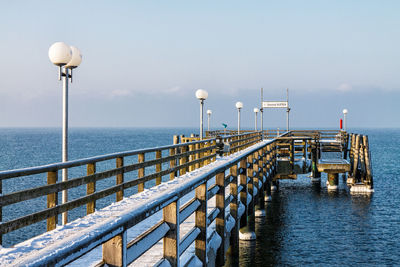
[207,109,212,132]
[195,89,208,140]
[236,102,243,135]
[343,109,348,131]
[253,108,259,131]
[48,42,82,225]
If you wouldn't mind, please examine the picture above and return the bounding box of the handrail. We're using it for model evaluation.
[0,132,257,180]
[0,131,262,246]
[2,135,277,266]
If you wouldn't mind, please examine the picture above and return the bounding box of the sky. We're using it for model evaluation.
[0,0,399,129]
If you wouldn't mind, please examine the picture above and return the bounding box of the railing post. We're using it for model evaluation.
[239,156,256,240]
[216,171,226,266]
[195,182,208,266]
[103,231,127,267]
[47,171,58,231]
[170,147,176,180]
[290,139,294,174]
[255,149,265,216]
[87,163,96,215]
[195,143,200,169]
[205,141,211,165]
[199,142,204,167]
[172,135,179,179]
[180,146,187,176]
[116,157,124,201]
[229,164,239,256]
[188,144,195,172]
[163,200,180,266]
[246,154,256,235]
[264,145,272,202]
[138,153,145,192]
[155,150,162,185]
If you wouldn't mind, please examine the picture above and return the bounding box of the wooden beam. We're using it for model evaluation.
[47,171,58,231]
[116,157,124,201]
[87,163,96,214]
[163,200,180,266]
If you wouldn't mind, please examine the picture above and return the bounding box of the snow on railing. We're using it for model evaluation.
[0,137,277,266]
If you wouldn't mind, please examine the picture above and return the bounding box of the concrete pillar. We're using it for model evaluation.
[327,172,339,191]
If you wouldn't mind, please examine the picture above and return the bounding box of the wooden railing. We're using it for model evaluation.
[0,132,261,246]
[1,133,277,266]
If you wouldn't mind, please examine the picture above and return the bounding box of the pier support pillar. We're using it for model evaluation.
[264,175,272,202]
[311,145,321,179]
[239,156,256,241]
[271,180,279,192]
[327,172,339,191]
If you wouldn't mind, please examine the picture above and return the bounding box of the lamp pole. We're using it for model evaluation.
[260,87,264,139]
[236,102,243,135]
[343,109,348,131]
[254,108,259,131]
[49,42,82,225]
[207,110,212,132]
[195,89,208,140]
[286,88,290,132]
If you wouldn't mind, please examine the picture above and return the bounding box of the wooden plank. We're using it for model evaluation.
[47,171,58,231]
[116,157,124,201]
[189,144,195,172]
[155,150,162,185]
[103,231,127,267]
[179,146,187,176]
[87,163,96,215]
[163,200,179,266]
[239,158,247,229]
[179,227,201,256]
[216,171,226,266]
[138,153,145,192]
[179,199,201,224]
[169,147,176,180]
[195,182,207,265]
[229,164,239,256]
[127,221,170,263]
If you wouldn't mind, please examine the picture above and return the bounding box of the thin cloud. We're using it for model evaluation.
[337,83,352,92]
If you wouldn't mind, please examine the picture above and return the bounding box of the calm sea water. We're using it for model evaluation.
[1,128,399,266]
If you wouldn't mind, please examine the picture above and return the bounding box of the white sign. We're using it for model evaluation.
[262,101,288,108]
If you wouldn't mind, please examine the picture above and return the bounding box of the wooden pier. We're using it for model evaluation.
[0,130,373,266]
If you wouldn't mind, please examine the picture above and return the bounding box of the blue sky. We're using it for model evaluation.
[0,1,399,129]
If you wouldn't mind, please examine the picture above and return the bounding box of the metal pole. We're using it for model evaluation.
[237,109,241,135]
[287,108,289,132]
[207,113,210,132]
[254,112,257,131]
[261,87,263,139]
[286,88,289,132]
[200,100,204,140]
[62,67,69,225]
[344,113,347,132]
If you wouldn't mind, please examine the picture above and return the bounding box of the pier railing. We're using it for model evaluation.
[0,132,261,246]
[1,133,278,266]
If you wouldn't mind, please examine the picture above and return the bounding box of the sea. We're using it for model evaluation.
[0,127,399,266]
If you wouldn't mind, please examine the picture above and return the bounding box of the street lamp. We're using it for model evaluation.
[195,89,208,140]
[48,42,82,225]
[236,101,243,135]
[343,109,348,131]
[253,108,259,131]
[207,109,212,132]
